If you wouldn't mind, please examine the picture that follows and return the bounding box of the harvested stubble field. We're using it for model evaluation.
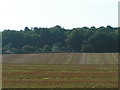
[2,53,118,64]
[2,53,118,88]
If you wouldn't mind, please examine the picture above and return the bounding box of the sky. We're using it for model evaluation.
[0,0,119,30]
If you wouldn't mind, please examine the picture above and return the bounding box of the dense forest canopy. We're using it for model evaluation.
[2,25,119,54]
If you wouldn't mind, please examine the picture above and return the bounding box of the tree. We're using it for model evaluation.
[65,29,85,52]
[52,43,61,52]
[88,31,118,52]
[42,45,51,52]
[3,43,13,50]
[81,44,95,52]
[22,45,34,52]
[24,27,30,31]
[2,26,118,53]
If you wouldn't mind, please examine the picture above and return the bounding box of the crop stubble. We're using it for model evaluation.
[2,53,118,88]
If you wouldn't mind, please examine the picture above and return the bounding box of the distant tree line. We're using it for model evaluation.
[2,25,119,54]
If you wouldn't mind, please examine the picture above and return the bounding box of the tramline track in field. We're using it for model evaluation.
[2,53,118,64]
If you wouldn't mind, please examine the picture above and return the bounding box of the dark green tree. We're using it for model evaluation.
[22,45,34,52]
[42,45,51,52]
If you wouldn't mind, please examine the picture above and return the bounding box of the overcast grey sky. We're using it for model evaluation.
[0,0,119,30]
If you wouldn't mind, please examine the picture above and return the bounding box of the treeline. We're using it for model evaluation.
[2,25,119,54]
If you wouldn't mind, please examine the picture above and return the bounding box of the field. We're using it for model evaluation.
[2,53,118,64]
[2,53,118,88]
